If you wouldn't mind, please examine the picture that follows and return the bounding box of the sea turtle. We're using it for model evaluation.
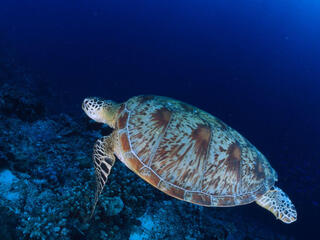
[82,95,297,223]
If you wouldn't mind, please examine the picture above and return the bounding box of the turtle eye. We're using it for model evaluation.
[104,100,115,107]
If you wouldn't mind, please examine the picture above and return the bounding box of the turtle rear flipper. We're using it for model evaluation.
[90,134,115,219]
[256,186,297,223]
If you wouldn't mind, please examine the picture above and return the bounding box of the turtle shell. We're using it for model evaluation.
[115,95,277,207]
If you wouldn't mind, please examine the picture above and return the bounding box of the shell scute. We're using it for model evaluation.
[125,153,143,173]
[127,101,172,166]
[138,167,161,187]
[117,111,128,129]
[120,133,130,153]
[201,128,242,196]
[158,181,185,200]
[150,111,209,192]
[217,196,236,206]
[185,192,211,206]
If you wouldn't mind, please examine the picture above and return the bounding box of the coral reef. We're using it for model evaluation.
[0,83,46,121]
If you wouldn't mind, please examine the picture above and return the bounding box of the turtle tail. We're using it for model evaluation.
[256,186,297,224]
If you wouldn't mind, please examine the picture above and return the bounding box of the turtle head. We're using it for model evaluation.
[82,97,120,128]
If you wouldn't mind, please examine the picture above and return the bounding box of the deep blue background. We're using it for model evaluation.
[1,0,319,238]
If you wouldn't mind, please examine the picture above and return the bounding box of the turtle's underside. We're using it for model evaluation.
[82,95,297,224]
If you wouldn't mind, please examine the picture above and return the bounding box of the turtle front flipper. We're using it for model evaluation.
[256,186,297,223]
[90,134,116,219]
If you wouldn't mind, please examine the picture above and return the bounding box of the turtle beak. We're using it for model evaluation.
[82,97,107,123]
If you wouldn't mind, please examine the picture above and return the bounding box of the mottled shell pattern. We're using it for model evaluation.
[114,95,277,207]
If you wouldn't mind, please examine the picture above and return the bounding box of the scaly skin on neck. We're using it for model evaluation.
[101,103,121,128]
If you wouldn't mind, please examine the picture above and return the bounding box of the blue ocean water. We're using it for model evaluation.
[0,0,319,239]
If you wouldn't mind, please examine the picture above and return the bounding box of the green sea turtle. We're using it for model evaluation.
[82,95,297,223]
